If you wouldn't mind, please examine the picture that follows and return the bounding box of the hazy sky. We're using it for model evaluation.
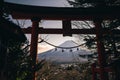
[5,0,80,53]
[5,0,70,7]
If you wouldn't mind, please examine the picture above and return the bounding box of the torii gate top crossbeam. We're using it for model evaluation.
[4,2,120,20]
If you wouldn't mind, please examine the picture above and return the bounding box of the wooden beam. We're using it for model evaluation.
[22,27,120,34]
[4,2,120,20]
[22,27,95,34]
[30,18,40,80]
[62,20,72,36]
[94,19,109,80]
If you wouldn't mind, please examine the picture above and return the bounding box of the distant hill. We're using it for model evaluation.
[37,40,92,64]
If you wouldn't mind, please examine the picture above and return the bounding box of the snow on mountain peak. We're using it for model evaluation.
[38,40,91,64]
[59,40,78,47]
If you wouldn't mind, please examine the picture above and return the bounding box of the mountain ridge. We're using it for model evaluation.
[38,40,92,64]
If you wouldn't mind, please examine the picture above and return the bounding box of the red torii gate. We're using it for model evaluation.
[5,2,120,80]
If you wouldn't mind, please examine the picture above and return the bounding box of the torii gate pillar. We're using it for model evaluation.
[30,18,40,80]
[94,19,108,80]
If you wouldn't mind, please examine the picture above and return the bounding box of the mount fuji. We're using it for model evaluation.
[37,40,92,64]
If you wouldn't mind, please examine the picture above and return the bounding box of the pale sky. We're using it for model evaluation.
[5,0,83,53]
[5,0,70,7]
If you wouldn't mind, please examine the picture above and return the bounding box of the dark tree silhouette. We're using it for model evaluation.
[0,1,45,80]
[68,0,120,80]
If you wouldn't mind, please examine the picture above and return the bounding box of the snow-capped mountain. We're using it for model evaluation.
[37,40,92,64]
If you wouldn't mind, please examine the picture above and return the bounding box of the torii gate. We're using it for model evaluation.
[5,2,120,80]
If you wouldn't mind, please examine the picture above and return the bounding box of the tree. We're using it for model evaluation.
[67,0,120,7]
[68,0,120,80]
[0,1,45,80]
[36,62,92,80]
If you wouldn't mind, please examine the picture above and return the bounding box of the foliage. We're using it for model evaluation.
[0,1,45,80]
[0,37,45,80]
[1,39,31,80]
[0,10,44,80]
[68,0,120,79]
[36,62,92,80]
[67,0,120,7]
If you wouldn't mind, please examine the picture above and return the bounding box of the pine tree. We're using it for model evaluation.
[68,0,120,79]
[0,1,45,79]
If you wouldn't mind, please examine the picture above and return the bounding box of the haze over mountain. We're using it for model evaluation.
[38,40,92,64]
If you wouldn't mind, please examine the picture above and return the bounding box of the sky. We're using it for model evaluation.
[5,0,82,53]
[5,0,70,7]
